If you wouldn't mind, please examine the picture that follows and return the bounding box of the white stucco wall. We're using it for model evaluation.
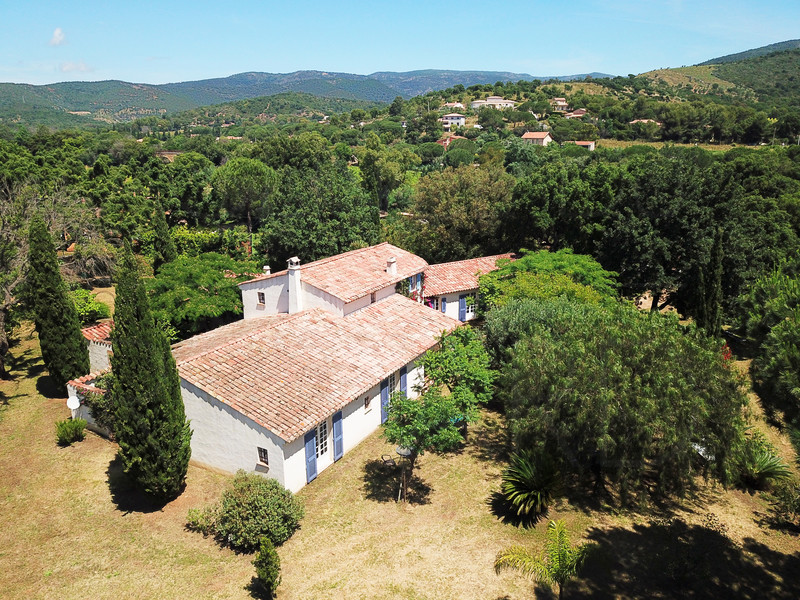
[301,282,345,316]
[241,274,288,319]
[87,340,111,372]
[181,380,287,486]
[429,288,478,322]
[66,384,111,437]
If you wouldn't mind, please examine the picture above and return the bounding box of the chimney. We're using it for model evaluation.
[386,256,397,276]
[287,257,302,314]
[262,265,271,275]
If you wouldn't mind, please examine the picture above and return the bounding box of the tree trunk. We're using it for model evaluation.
[0,305,9,379]
[650,289,660,313]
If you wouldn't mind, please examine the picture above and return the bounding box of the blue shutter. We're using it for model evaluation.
[380,378,390,423]
[304,429,317,483]
[458,294,467,322]
[441,297,447,314]
[332,411,343,461]
[399,366,407,398]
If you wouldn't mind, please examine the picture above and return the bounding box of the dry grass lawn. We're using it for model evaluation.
[1,324,799,599]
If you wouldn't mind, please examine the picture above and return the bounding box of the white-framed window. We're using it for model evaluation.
[388,372,397,393]
[465,293,477,316]
[257,292,266,305]
[257,447,269,465]
[427,297,439,310]
[316,421,328,458]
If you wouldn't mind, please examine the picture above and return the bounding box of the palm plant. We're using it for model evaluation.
[737,430,791,490]
[494,520,594,600]
[501,448,562,517]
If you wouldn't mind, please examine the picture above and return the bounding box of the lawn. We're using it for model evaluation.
[1,324,798,599]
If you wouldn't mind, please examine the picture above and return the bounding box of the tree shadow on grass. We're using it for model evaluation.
[468,408,510,464]
[245,578,273,599]
[487,490,548,528]
[35,374,64,399]
[571,518,800,599]
[106,453,173,514]
[362,459,431,505]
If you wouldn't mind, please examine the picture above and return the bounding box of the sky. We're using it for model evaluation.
[1,0,798,86]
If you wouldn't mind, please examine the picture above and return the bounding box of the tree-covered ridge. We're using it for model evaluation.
[697,39,800,66]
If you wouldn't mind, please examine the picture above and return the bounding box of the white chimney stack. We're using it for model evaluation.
[262,265,271,275]
[386,256,397,276]
[287,257,302,314]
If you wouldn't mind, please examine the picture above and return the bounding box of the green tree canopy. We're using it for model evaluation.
[211,157,277,236]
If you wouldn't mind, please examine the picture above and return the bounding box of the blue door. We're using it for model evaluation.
[458,294,467,322]
[441,297,447,314]
[380,378,390,423]
[304,429,317,483]
[399,366,407,398]
[332,411,343,461]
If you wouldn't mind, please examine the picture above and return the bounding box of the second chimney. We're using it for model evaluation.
[386,256,397,276]
[287,257,302,314]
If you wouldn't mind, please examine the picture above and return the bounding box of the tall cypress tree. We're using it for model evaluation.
[28,213,89,389]
[151,200,177,272]
[110,242,191,499]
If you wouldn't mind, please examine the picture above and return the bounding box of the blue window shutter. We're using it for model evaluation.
[304,430,317,483]
[332,411,343,461]
[458,294,467,322]
[441,297,446,313]
[399,366,407,397]
[380,378,390,423]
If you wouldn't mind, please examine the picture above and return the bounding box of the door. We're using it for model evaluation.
[441,297,447,314]
[458,294,467,322]
[380,378,390,423]
[332,411,343,461]
[304,429,317,483]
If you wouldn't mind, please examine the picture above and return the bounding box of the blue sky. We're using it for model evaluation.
[1,0,798,85]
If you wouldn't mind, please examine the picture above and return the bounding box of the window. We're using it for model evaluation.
[388,372,397,393]
[364,396,372,411]
[257,447,269,465]
[370,292,376,304]
[316,421,328,458]
[465,293,477,315]
[427,297,439,310]
[257,292,265,305]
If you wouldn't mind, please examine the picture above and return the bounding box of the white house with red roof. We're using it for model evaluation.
[423,254,514,322]
[521,131,553,146]
[67,243,512,492]
[438,113,466,130]
[81,321,113,372]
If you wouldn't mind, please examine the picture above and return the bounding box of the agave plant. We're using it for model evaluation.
[501,448,563,517]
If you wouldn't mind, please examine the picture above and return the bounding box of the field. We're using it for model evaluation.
[1,325,799,599]
[597,139,745,152]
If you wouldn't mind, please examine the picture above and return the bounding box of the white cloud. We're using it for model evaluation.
[49,27,66,46]
[60,61,93,73]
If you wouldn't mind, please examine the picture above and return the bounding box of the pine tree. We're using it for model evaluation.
[110,242,191,499]
[151,200,177,272]
[27,213,89,389]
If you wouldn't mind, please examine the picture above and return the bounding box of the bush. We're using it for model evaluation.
[771,480,800,525]
[737,430,791,490]
[187,470,304,552]
[501,448,562,517]
[253,537,281,598]
[56,418,87,446]
[70,289,111,324]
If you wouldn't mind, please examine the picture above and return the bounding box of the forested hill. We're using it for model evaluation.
[368,70,611,97]
[697,39,800,65]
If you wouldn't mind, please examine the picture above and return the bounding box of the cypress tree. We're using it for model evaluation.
[110,242,191,499]
[28,213,89,389]
[151,200,177,272]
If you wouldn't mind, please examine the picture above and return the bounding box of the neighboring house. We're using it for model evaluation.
[564,108,588,119]
[470,96,516,110]
[521,131,553,146]
[442,102,465,109]
[439,113,466,130]
[550,97,569,112]
[629,118,662,126]
[68,243,464,493]
[82,321,113,372]
[565,140,596,151]
[436,135,467,151]
[423,254,514,322]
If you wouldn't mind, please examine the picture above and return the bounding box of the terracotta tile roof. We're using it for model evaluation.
[522,131,550,139]
[67,370,110,397]
[424,254,514,296]
[81,321,113,345]
[239,243,428,303]
[175,294,459,442]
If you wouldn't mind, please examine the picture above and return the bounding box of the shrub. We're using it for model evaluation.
[70,289,111,324]
[253,537,281,598]
[771,480,800,525]
[187,471,304,552]
[737,430,791,490]
[56,418,87,446]
[501,448,562,517]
